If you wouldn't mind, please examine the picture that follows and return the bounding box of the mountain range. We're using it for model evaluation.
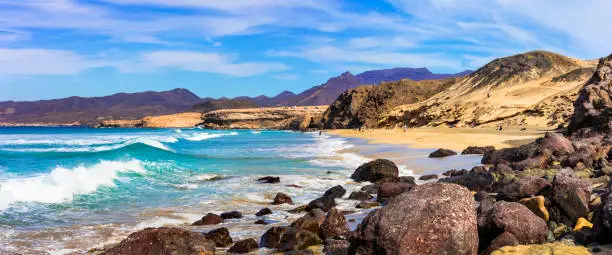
[0,67,471,125]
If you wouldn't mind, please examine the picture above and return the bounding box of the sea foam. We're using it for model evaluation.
[0,159,146,210]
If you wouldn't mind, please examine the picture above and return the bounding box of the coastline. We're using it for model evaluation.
[328,126,547,151]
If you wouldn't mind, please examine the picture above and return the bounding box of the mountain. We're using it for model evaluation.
[0,88,204,125]
[192,98,258,113]
[321,50,598,129]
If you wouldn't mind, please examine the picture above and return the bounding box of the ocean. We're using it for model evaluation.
[0,127,482,254]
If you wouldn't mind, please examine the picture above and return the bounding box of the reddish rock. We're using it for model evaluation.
[227,238,259,254]
[376,182,414,203]
[205,227,233,247]
[192,213,224,226]
[482,231,520,255]
[320,208,349,239]
[349,182,478,254]
[273,192,293,205]
[538,132,575,156]
[479,201,548,247]
[103,227,215,255]
[552,170,591,223]
[496,177,551,200]
[279,228,322,252]
[260,226,287,249]
[347,191,372,201]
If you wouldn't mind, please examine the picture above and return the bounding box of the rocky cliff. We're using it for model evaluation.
[380,51,597,128]
[569,54,612,133]
[201,106,328,130]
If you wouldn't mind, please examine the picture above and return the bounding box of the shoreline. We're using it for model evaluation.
[328,126,547,151]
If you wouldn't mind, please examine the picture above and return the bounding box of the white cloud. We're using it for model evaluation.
[139,51,288,77]
[0,48,108,75]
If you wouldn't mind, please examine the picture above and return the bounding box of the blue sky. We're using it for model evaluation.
[0,0,610,101]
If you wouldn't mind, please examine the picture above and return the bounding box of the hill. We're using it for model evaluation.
[0,88,204,125]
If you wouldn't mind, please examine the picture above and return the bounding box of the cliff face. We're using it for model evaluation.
[96,112,203,128]
[569,54,612,133]
[381,51,597,128]
[322,78,459,128]
[201,106,328,130]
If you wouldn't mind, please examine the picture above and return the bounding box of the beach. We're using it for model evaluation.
[329,126,546,151]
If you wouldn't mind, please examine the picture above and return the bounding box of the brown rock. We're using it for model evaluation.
[479,201,548,247]
[496,177,551,200]
[462,146,496,155]
[192,213,224,226]
[227,238,259,254]
[350,159,399,183]
[256,208,273,216]
[569,54,612,133]
[273,192,293,205]
[552,169,591,223]
[349,182,478,254]
[482,231,520,255]
[279,228,322,252]
[376,182,414,203]
[418,174,438,180]
[260,226,287,249]
[356,201,379,209]
[205,227,233,247]
[347,191,373,201]
[428,148,457,158]
[323,239,350,255]
[320,208,349,239]
[103,227,215,255]
[220,211,243,219]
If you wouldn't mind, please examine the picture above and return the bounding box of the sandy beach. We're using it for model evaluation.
[329,126,547,151]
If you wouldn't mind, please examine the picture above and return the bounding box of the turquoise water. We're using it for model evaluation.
[0,127,482,254]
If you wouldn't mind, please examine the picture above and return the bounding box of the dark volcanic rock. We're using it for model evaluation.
[376,182,414,203]
[307,196,335,212]
[220,211,243,219]
[482,142,538,165]
[552,169,591,223]
[496,177,551,201]
[279,228,322,252]
[482,231,520,255]
[324,239,350,255]
[192,213,224,226]
[320,208,349,239]
[347,191,373,201]
[462,146,496,155]
[257,176,281,184]
[418,174,438,180]
[205,227,233,247]
[442,169,468,177]
[256,208,273,217]
[228,238,259,254]
[273,192,293,205]
[103,227,215,255]
[254,219,268,225]
[323,185,347,199]
[260,226,288,249]
[569,54,612,133]
[349,182,478,254]
[350,159,399,183]
[439,171,495,192]
[290,209,326,234]
[428,148,457,158]
[479,201,548,248]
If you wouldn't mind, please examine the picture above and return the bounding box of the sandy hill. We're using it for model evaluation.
[322,50,597,129]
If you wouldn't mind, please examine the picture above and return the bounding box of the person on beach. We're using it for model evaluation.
[402,124,407,133]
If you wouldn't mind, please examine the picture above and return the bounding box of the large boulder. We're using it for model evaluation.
[320,208,349,239]
[462,146,496,155]
[428,148,457,158]
[192,213,224,226]
[323,185,347,199]
[552,170,591,223]
[482,143,538,165]
[376,182,414,203]
[537,132,574,156]
[496,177,551,201]
[569,54,612,134]
[350,159,399,183]
[307,195,336,212]
[103,227,215,255]
[260,226,288,249]
[205,227,233,247]
[439,171,495,192]
[478,201,548,249]
[227,238,259,254]
[278,228,322,252]
[349,182,478,254]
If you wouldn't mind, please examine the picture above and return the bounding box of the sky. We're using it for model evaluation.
[0,0,611,101]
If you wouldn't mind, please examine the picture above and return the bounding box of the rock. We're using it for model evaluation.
[482,143,538,165]
[192,213,224,226]
[279,228,322,252]
[479,201,548,247]
[418,174,438,180]
[323,239,349,255]
[428,148,457,158]
[471,166,489,174]
[347,191,372,201]
[356,201,379,209]
[284,250,314,255]
[220,211,243,219]
[574,217,593,231]
[227,238,259,254]
[552,170,591,223]
[256,208,273,216]
[439,171,495,192]
[538,132,574,156]
[490,242,590,255]
[442,169,468,177]
[399,176,416,184]
[258,176,281,184]
[273,192,293,205]
[349,183,478,254]
[323,185,346,199]
[462,146,496,155]
[360,184,378,194]
[320,208,349,239]
[288,205,308,214]
[205,227,233,247]
[376,182,414,203]
[482,231,520,255]
[497,177,551,200]
[260,226,287,249]
[350,159,399,183]
[519,196,549,222]
[103,227,215,255]
[569,54,612,133]
[290,209,326,234]
[307,196,335,212]
[254,219,268,225]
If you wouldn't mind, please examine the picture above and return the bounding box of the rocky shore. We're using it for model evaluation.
[88,54,612,254]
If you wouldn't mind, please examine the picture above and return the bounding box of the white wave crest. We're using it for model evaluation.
[182,132,238,141]
[0,159,146,210]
